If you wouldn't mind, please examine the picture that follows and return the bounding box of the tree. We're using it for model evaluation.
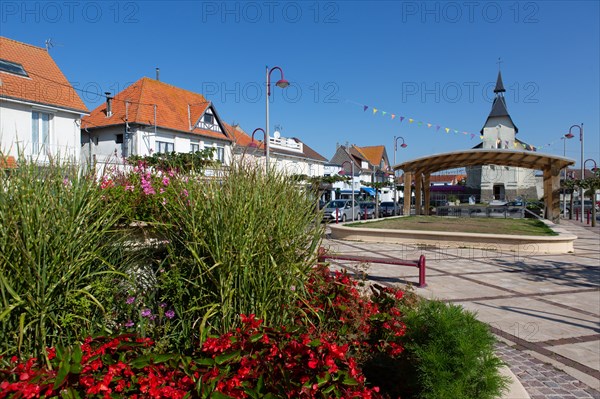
[561,178,577,220]
[362,180,394,218]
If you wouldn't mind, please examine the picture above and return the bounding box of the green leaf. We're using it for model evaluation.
[342,375,359,386]
[195,357,215,366]
[208,392,237,399]
[249,332,264,343]
[53,350,72,389]
[215,350,241,365]
[130,355,152,369]
[308,338,321,347]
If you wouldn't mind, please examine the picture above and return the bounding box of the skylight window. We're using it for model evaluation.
[0,59,28,77]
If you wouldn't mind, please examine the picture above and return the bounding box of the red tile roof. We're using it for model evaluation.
[83,77,231,142]
[0,155,17,169]
[356,145,386,167]
[0,37,87,113]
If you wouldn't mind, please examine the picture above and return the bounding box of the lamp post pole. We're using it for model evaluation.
[265,66,290,172]
[250,128,267,159]
[340,160,355,222]
[584,159,598,227]
[393,136,407,207]
[562,133,574,217]
[569,124,584,222]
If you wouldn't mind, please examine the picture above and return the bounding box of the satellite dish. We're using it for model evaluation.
[273,131,281,139]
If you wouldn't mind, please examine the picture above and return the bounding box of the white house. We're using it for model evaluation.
[466,71,538,202]
[327,144,394,202]
[0,37,88,164]
[81,77,233,172]
[229,124,327,177]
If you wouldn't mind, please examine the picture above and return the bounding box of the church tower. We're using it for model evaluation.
[466,67,539,202]
[480,70,518,150]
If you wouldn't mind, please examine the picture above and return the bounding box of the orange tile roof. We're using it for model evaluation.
[0,37,87,113]
[356,145,386,167]
[83,77,231,142]
[0,155,17,168]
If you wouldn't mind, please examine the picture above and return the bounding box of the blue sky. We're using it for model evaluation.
[2,0,598,167]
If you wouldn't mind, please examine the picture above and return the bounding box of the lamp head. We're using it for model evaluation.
[401,143,407,148]
[565,133,574,139]
[275,79,290,89]
[338,170,346,176]
[249,141,258,148]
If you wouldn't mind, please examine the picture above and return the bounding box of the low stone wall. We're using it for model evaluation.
[329,218,576,254]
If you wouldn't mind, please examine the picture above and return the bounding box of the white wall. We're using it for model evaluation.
[0,98,82,162]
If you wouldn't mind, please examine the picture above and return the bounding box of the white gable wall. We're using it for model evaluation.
[1,98,82,162]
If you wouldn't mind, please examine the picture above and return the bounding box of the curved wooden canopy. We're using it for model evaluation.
[394,149,575,174]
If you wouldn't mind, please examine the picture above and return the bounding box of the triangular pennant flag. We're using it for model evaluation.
[470,133,475,139]
[382,111,387,116]
[445,128,450,133]
[400,116,405,122]
[409,118,414,123]
[427,123,432,128]
[454,130,458,134]
[391,114,396,120]
[363,105,368,112]
[373,108,378,114]
[513,142,518,148]
[463,131,468,135]
[418,121,422,126]
[436,125,440,131]
[480,135,484,140]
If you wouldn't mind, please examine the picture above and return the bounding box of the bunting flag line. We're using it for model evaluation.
[350,99,573,150]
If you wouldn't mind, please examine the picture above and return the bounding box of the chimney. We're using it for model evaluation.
[105,92,113,117]
[156,67,160,81]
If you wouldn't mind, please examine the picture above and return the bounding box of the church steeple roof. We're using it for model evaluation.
[480,69,518,133]
[494,71,506,93]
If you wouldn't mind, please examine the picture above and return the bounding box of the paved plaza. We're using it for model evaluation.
[323,219,600,398]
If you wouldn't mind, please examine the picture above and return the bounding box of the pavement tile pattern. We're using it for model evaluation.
[323,218,600,398]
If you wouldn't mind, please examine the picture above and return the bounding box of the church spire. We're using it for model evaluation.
[494,70,506,94]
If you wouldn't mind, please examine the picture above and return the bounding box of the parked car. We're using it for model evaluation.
[322,199,360,222]
[379,201,399,217]
[357,202,377,219]
[505,200,525,207]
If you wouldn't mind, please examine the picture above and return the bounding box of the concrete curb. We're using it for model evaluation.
[499,365,531,399]
[329,219,577,254]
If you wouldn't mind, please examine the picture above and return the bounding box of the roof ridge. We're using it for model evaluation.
[140,77,209,102]
[0,36,46,52]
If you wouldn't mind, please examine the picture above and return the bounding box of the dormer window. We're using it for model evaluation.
[203,113,214,125]
[0,58,28,77]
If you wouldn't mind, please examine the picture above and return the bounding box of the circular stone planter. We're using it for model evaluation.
[330,218,577,254]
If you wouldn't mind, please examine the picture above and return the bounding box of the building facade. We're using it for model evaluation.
[0,37,88,164]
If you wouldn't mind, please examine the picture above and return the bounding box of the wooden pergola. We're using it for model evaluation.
[394,149,575,223]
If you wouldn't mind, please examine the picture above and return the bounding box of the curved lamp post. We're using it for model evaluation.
[249,128,267,162]
[561,132,574,216]
[266,66,290,172]
[338,160,355,221]
[568,124,584,221]
[393,136,407,206]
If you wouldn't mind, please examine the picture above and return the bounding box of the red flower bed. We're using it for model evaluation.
[0,266,406,399]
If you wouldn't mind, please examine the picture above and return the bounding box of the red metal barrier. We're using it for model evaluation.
[335,208,339,224]
[317,247,427,288]
[587,209,590,225]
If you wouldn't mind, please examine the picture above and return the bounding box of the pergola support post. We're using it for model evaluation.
[543,167,561,223]
[403,171,412,216]
[415,171,422,215]
[424,173,431,215]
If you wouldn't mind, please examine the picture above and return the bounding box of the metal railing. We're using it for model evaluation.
[317,247,427,287]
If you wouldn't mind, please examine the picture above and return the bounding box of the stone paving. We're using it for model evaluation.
[323,218,600,398]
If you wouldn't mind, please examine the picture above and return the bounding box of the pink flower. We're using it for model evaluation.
[162,177,170,186]
[165,310,175,319]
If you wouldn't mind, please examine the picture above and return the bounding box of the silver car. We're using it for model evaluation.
[323,199,360,222]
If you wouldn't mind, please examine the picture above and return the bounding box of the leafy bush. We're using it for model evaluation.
[367,296,508,399]
[0,160,130,365]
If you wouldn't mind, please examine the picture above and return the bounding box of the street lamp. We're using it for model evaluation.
[249,128,267,164]
[339,160,355,221]
[266,66,290,172]
[393,136,407,206]
[568,124,584,222]
[561,132,574,216]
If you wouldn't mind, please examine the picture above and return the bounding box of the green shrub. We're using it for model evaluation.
[153,162,324,349]
[365,296,508,399]
[0,159,129,365]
